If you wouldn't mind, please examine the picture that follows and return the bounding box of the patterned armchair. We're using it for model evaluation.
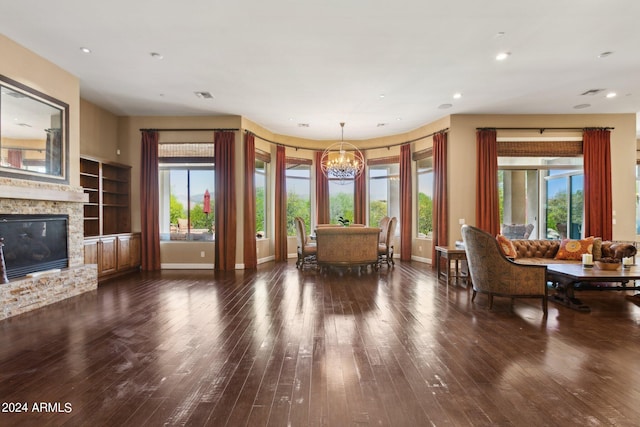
[461,225,548,315]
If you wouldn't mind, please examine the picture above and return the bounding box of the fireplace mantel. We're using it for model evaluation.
[0,184,87,203]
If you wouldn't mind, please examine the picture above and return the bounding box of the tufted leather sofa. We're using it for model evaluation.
[510,238,636,265]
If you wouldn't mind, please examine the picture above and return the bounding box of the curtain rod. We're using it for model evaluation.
[476,126,614,133]
[139,128,239,132]
[245,127,449,151]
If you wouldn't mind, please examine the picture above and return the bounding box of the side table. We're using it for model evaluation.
[435,246,469,285]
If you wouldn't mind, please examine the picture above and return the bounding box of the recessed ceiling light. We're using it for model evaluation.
[79,47,91,54]
[150,52,164,60]
[573,103,591,109]
[606,92,617,98]
[453,93,462,99]
[598,51,614,58]
[496,52,511,61]
[379,94,385,99]
[396,117,402,121]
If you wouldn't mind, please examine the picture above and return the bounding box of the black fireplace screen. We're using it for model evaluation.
[0,214,69,280]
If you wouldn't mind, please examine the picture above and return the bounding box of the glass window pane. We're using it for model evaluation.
[286,164,311,236]
[255,159,267,237]
[369,163,399,229]
[329,179,354,224]
[417,158,433,238]
[159,165,214,241]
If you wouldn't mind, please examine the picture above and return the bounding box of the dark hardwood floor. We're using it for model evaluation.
[2,260,640,426]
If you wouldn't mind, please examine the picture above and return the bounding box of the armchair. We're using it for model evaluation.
[461,225,548,315]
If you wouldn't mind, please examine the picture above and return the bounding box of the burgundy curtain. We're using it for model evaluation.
[583,129,613,240]
[7,149,22,168]
[140,130,161,271]
[432,132,448,266]
[214,131,237,271]
[315,151,330,224]
[243,133,257,269]
[400,144,412,261]
[476,129,500,236]
[274,145,288,261]
[354,165,366,224]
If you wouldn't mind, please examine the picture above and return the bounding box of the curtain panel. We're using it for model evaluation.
[432,132,448,266]
[274,145,288,261]
[140,130,161,271]
[475,129,500,236]
[214,131,237,271]
[400,144,412,261]
[583,129,613,240]
[243,133,257,269]
[315,151,330,224]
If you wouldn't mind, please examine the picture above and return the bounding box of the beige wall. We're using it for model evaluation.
[0,34,81,186]
[79,99,120,162]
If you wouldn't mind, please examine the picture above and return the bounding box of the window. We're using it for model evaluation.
[369,160,400,229]
[158,143,214,241]
[328,179,355,224]
[286,160,311,236]
[416,157,434,238]
[498,156,583,240]
[255,158,267,238]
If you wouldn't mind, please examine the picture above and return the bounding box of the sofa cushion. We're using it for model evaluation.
[496,234,517,258]
[555,237,594,260]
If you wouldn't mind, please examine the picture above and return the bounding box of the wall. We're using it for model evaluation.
[0,35,81,186]
[448,113,638,244]
[79,99,120,162]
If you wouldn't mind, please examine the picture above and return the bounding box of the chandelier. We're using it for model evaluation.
[320,122,364,184]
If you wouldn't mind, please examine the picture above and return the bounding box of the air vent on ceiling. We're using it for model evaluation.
[194,91,214,99]
[297,123,310,128]
[580,89,605,96]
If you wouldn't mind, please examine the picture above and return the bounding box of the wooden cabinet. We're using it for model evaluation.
[83,233,141,282]
[80,157,131,237]
[81,157,139,282]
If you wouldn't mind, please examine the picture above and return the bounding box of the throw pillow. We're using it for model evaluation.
[496,234,517,259]
[554,237,595,260]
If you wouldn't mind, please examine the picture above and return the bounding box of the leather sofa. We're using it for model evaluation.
[509,238,636,265]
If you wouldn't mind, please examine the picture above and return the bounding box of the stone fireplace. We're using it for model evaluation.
[0,178,97,320]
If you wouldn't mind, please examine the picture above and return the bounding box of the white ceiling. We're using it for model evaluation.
[1,0,639,140]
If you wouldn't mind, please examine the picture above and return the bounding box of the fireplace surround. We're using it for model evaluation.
[0,178,97,320]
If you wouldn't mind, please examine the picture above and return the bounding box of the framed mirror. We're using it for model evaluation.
[0,74,69,183]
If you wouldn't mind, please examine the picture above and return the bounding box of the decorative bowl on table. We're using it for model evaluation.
[594,258,622,271]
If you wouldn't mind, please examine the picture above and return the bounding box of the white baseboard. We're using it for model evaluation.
[161,263,215,269]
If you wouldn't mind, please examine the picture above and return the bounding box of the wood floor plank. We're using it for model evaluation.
[2,262,640,426]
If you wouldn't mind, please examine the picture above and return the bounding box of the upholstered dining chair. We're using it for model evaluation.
[378,216,397,267]
[461,225,548,315]
[378,216,390,244]
[294,217,317,269]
